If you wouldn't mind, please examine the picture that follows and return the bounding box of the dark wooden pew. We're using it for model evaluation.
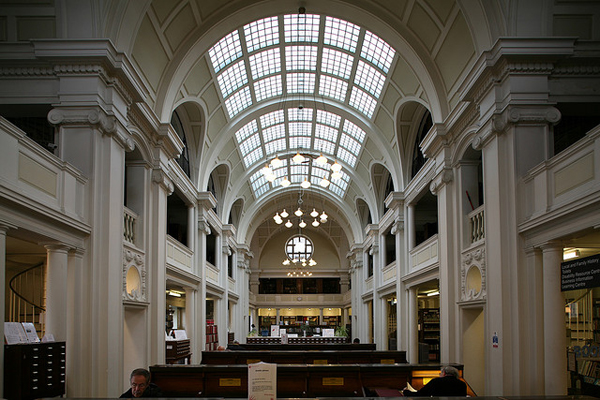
[240,343,376,350]
[150,363,462,398]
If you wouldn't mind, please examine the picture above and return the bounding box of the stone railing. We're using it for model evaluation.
[468,205,485,243]
[123,206,137,244]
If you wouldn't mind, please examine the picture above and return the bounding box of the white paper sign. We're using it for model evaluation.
[248,362,276,400]
[173,329,188,340]
[270,325,280,337]
[4,322,27,344]
[22,322,40,343]
[323,328,335,337]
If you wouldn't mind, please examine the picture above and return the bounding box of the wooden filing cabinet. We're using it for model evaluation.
[3,341,66,400]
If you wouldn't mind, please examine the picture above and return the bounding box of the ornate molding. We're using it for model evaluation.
[461,246,487,302]
[198,216,211,235]
[122,248,146,302]
[47,107,135,151]
[151,168,174,195]
[429,167,453,195]
[492,106,561,135]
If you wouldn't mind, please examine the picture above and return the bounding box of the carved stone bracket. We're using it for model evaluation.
[461,246,487,302]
[198,216,211,235]
[430,167,453,195]
[122,248,146,302]
[151,168,174,195]
[391,218,404,235]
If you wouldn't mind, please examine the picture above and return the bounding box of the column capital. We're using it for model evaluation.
[48,107,135,151]
[430,167,453,195]
[0,220,18,233]
[42,243,71,253]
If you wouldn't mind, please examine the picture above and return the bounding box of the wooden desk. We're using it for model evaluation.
[150,363,461,398]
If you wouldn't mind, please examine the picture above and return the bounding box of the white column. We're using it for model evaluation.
[319,308,324,325]
[276,308,280,325]
[185,287,197,363]
[541,243,567,395]
[406,204,415,250]
[45,244,70,341]
[408,286,418,363]
[187,205,195,252]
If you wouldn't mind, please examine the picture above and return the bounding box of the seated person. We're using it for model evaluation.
[120,368,163,398]
[403,366,466,397]
[352,337,360,344]
[227,340,244,350]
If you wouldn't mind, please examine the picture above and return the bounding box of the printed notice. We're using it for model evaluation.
[248,362,276,400]
[561,254,600,291]
[22,322,40,343]
[4,322,27,344]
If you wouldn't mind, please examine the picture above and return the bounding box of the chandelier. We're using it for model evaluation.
[273,191,328,228]
[261,151,343,189]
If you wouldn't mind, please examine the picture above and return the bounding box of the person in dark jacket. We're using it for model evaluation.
[120,368,163,398]
[403,366,467,397]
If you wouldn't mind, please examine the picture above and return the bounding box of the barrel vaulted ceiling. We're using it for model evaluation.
[107,0,495,246]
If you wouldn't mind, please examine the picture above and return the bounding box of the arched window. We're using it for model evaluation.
[411,111,432,179]
[170,111,191,178]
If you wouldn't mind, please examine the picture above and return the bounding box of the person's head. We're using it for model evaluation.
[233,340,240,345]
[353,338,360,344]
[440,366,460,378]
[129,368,151,397]
[217,345,226,351]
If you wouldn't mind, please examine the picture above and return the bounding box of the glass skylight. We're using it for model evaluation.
[244,16,279,53]
[249,49,281,79]
[321,48,354,79]
[287,73,316,93]
[284,14,320,42]
[208,14,398,198]
[323,17,360,52]
[217,60,248,98]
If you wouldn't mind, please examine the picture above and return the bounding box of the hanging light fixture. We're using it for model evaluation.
[273,191,328,229]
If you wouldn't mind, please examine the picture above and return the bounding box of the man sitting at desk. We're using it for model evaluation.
[403,366,466,397]
[120,368,163,398]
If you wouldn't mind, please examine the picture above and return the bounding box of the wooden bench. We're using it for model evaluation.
[150,363,463,398]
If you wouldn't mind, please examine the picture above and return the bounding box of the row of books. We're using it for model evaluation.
[579,359,600,378]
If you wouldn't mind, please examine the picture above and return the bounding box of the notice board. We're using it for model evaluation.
[561,253,600,291]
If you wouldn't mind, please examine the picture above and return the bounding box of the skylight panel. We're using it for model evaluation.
[315,123,338,142]
[329,182,345,197]
[259,110,284,127]
[244,16,279,53]
[250,171,270,198]
[287,73,316,93]
[285,46,318,70]
[216,60,248,98]
[337,146,358,168]
[354,61,385,97]
[290,164,309,182]
[321,48,354,79]
[284,14,320,42]
[265,138,286,155]
[244,146,264,168]
[361,30,396,73]
[262,124,286,142]
[288,122,312,136]
[235,120,258,143]
[288,107,313,121]
[316,110,341,127]
[314,138,336,155]
[209,30,243,72]
[254,75,282,102]
[324,16,360,52]
[339,132,361,155]
[330,171,350,196]
[225,86,252,118]
[249,48,281,80]
[319,75,348,102]
[349,86,377,117]
[289,135,311,149]
[343,119,366,142]
[238,132,261,158]
[272,160,289,187]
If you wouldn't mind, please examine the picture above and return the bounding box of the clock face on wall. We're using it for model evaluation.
[285,234,314,263]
